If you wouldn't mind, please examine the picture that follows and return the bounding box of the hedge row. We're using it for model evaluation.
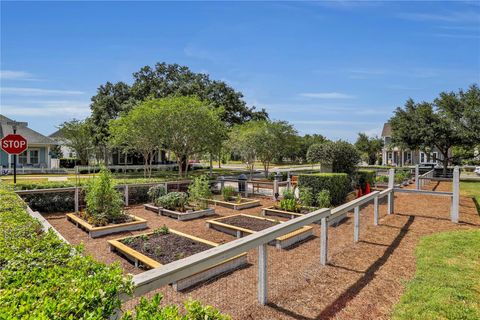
[297,173,351,205]
[0,186,230,319]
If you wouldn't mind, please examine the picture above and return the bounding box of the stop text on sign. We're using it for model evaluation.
[1,134,28,155]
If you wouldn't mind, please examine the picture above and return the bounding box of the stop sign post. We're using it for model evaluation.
[1,134,28,184]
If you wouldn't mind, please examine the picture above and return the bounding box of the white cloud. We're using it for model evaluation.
[0,70,38,80]
[299,92,355,99]
[1,87,85,96]
[1,100,90,117]
[398,11,480,23]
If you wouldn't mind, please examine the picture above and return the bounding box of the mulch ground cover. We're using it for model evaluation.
[220,215,277,231]
[122,232,212,265]
[44,182,480,320]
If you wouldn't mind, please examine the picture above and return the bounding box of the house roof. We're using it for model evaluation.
[381,122,392,137]
[49,129,63,139]
[0,115,57,145]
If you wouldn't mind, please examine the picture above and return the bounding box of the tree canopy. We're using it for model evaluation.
[307,140,360,175]
[390,85,479,172]
[57,119,93,165]
[355,133,384,165]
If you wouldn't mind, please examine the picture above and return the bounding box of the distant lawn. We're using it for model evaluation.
[461,181,480,214]
[392,229,480,320]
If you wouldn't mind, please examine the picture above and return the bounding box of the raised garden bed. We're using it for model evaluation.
[108,229,247,291]
[143,203,215,221]
[262,205,313,219]
[206,196,261,210]
[66,213,148,238]
[206,214,313,249]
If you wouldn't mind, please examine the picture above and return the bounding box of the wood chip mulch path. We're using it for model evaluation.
[44,182,480,320]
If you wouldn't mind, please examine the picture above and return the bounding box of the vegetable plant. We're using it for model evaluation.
[147,184,167,202]
[156,192,189,211]
[299,187,314,207]
[316,189,331,208]
[188,175,212,210]
[222,186,236,201]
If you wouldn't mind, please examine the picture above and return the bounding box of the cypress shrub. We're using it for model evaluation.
[297,173,350,205]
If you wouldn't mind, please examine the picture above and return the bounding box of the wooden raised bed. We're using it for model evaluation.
[206,214,313,249]
[261,206,313,219]
[143,203,215,221]
[66,213,148,238]
[206,197,261,210]
[108,229,247,291]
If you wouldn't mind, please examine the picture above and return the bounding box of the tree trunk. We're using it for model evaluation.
[263,162,269,178]
[209,152,213,177]
[218,149,222,168]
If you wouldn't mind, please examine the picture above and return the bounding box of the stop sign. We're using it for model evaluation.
[1,134,28,155]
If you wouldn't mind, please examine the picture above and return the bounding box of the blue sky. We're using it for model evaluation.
[1,1,479,141]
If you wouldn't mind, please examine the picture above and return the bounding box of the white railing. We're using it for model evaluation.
[417,169,434,189]
[130,186,393,305]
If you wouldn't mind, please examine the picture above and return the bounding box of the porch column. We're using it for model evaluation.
[47,146,51,168]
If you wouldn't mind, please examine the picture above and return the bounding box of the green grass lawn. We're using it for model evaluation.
[392,229,480,320]
[461,181,480,214]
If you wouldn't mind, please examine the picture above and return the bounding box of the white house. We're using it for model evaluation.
[380,122,448,166]
[0,115,58,169]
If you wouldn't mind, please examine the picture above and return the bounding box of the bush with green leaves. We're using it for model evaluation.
[121,294,230,320]
[84,167,127,226]
[0,186,132,318]
[221,186,236,201]
[316,189,331,208]
[147,184,167,202]
[279,198,301,213]
[21,192,75,213]
[298,173,350,205]
[156,192,189,211]
[188,175,212,210]
[299,187,314,207]
[282,188,295,200]
[0,186,230,319]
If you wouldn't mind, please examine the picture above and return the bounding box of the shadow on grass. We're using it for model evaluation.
[267,215,415,320]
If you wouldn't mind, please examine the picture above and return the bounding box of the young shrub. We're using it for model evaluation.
[279,198,301,213]
[222,186,236,201]
[299,187,314,207]
[84,166,127,226]
[297,173,350,205]
[147,184,166,202]
[357,170,376,193]
[316,189,331,208]
[188,175,212,210]
[282,188,295,200]
[156,192,189,211]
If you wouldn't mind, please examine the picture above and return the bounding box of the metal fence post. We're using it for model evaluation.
[373,195,379,226]
[273,179,279,200]
[320,217,328,265]
[451,166,460,223]
[415,165,419,190]
[354,206,360,242]
[387,169,395,214]
[258,243,268,305]
[124,184,129,207]
[74,187,79,213]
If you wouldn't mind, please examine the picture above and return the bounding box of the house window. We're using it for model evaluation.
[433,152,438,162]
[420,152,425,163]
[119,153,133,165]
[30,149,39,164]
[19,151,28,165]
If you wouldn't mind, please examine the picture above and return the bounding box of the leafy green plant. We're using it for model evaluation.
[316,189,331,208]
[121,294,231,320]
[282,188,295,200]
[188,175,212,210]
[222,186,236,201]
[147,184,167,202]
[299,187,314,207]
[153,225,169,236]
[279,198,301,213]
[84,166,127,226]
[156,192,189,211]
[235,194,242,204]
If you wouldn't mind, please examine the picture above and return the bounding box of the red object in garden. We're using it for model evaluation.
[365,182,371,194]
[357,188,363,198]
[1,134,27,155]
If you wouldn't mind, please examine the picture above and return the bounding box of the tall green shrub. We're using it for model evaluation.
[298,173,350,205]
[188,175,212,210]
[357,170,376,192]
[84,167,126,226]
